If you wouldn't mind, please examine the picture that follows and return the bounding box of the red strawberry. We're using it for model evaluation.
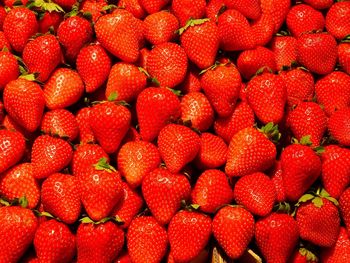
[38,11,63,34]
[144,11,179,45]
[53,0,75,10]
[260,0,291,33]
[34,220,75,263]
[237,46,277,80]
[234,172,276,217]
[41,173,81,224]
[286,4,325,37]
[31,135,73,179]
[139,0,170,14]
[321,227,350,263]
[200,62,242,118]
[3,7,38,53]
[4,78,45,132]
[76,44,112,93]
[206,0,225,21]
[246,72,287,124]
[290,248,318,263]
[77,221,124,262]
[251,14,275,47]
[147,42,188,88]
[118,0,146,19]
[142,167,191,225]
[326,1,350,40]
[117,141,161,188]
[0,129,25,174]
[0,51,19,90]
[213,206,255,259]
[256,213,299,263]
[270,161,286,202]
[0,31,12,51]
[136,87,181,142]
[340,188,350,232]
[168,210,212,263]
[224,0,261,20]
[0,163,39,209]
[303,0,333,10]
[339,42,350,75]
[1,115,32,140]
[0,206,38,263]
[171,0,206,26]
[127,216,168,263]
[76,107,95,144]
[271,35,297,70]
[328,108,350,146]
[281,144,322,201]
[43,68,84,110]
[191,169,233,213]
[297,32,337,75]
[225,126,277,177]
[0,6,6,30]
[79,0,107,23]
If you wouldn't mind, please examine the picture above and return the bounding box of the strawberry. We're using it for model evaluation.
[139,0,170,14]
[178,66,201,94]
[271,35,297,70]
[339,42,350,75]
[214,101,255,144]
[224,0,261,20]
[234,172,276,217]
[315,71,350,116]
[255,213,299,263]
[251,14,275,47]
[144,11,179,45]
[76,107,95,144]
[328,108,350,146]
[286,4,325,37]
[168,210,212,262]
[270,161,286,202]
[225,125,277,177]
[0,6,6,30]
[34,220,76,263]
[3,7,38,53]
[142,167,191,225]
[127,216,168,263]
[76,44,112,93]
[106,63,147,103]
[303,0,333,10]
[212,206,255,259]
[237,46,277,80]
[206,0,225,21]
[38,11,63,34]
[191,169,233,213]
[290,248,318,263]
[0,31,12,51]
[171,0,206,26]
[260,0,291,33]
[246,72,287,124]
[296,32,337,75]
[340,188,350,233]
[0,163,39,209]
[4,78,45,132]
[136,87,181,142]
[0,206,38,263]
[57,16,93,62]
[41,173,81,224]
[117,141,161,188]
[0,51,19,90]
[326,1,350,40]
[200,62,242,118]
[118,0,146,19]
[296,190,340,247]
[31,135,73,179]
[79,0,107,23]
[0,129,25,174]
[77,221,124,262]
[44,68,84,110]
[281,144,322,201]
[147,42,188,88]
[158,124,201,173]
[321,227,350,263]
[1,115,32,139]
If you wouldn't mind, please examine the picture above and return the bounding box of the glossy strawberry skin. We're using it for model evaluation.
[0,51,19,90]
[325,1,350,40]
[339,43,350,75]
[271,36,298,70]
[328,108,350,146]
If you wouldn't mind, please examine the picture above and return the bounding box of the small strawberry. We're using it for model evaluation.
[340,188,350,232]
[127,216,168,263]
[213,206,255,259]
[325,1,350,40]
[168,210,212,263]
[290,248,318,263]
[34,220,76,263]
[41,173,81,224]
[321,227,350,263]
[271,35,297,70]
[251,14,275,47]
[79,0,108,23]
[142,167,191,225]
[260,0,291,33]
[0,51,19,90]
[328,108,350,146]
[118,0,146,19]
[339,42,350,75]
[139,0,170,14]
[0,129,25,174]
[270,161,286,202]
[172,0,206,26]
[76,107,95,144]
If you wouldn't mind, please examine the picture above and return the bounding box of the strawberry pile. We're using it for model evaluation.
[0,0,350,262]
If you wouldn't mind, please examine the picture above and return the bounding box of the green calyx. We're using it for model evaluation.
[274,202,292,214]
[28,0,64,13]
[299,248,318,262]
[258,122,281,143]
[176,18,210,35]
[292,135,325,154]
[138,67,160,86]
[199,60,231,75]
[80,216,124,225]
[93,157,117,173]
[295,188,339,209]
[180,200,200,212]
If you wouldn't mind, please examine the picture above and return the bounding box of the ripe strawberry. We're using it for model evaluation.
[297,32,337,75]
[0,206,38,263]
[76,107,95,144]
[328,108,350,146]
[246,72,287,124]
[38,11,63,34]
[290,248,318,263]
[127,216,168,263]
[142,167,191,225]
[3,7,38,53]
[251,14,275,47]
[172,0,206,26]
[286,4,325,37]
[118,0,146,19]
[139,0,170,14]
[271,35,297,70]
[255,213,299,263]
[1,115,32,140]
[57,16,93,62]
[225,126,277,177]
[0,31,12,51]
[270,161,286,202]
[34,220,75,263]
[41,173,81,224]
[147,42,188,88]
[0,51,19,90]
[281,144,322,201]
[315,71,350,116]
[225,0,261,20]
[44,68,84,110]
[339,42,350,75]
[0,163,39,209]
[79,0,107,23]
[31,135,73,179]
[76,44,111,93]
[136,87,181,142]
[168,210,212,263]
[200,62,242,118]
[4,78,45,132]
[178,66,201,94]
[77,221,124,262]
[213,206,255,259]
[340,188,350,232]
[144,11,179,45]
[326,1,350,40]
[191,169,233,213]
[321,227,350,263]
[260,0,291,33]
[237,46,277,80]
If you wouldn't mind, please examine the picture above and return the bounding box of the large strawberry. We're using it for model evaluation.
[328,108,350,146]
[271,35,297,70]
[76,107,95,144]
[260,0,291,33]
[339,42,350,75]
[0,129,25,173]
[142,167,191,225]
[171,0,206,26]
[321,227,350,262]
[0,51,19,90]
[325,1,350,40]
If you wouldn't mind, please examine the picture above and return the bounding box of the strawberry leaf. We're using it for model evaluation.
[296,194,314,206]
[18,196,28,208]
[311,197,323,208]
[300,135,312,146]
[93,157,117,173]
[80,217,95,224]
[108,91,118,102]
